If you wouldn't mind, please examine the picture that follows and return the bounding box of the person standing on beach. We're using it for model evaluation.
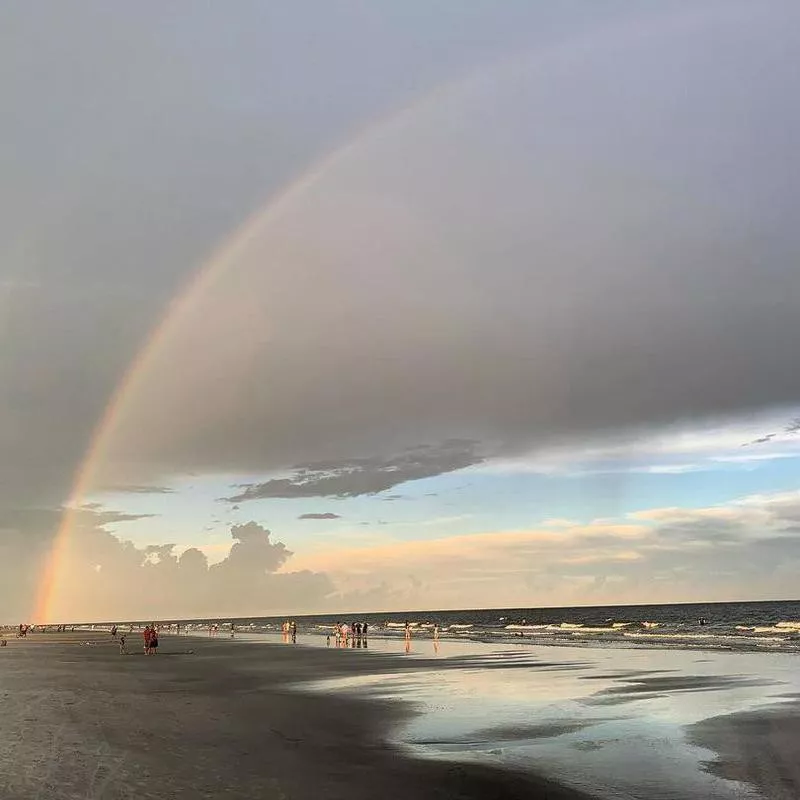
[362,621,368,640]
[433,624,439,641]
[291,621,297,644]
[404,621,411,641]
[143,625,152,655]
[150,626,159,654]
[119,634,127,655]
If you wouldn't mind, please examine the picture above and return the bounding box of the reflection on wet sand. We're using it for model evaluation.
[293,637,800,800]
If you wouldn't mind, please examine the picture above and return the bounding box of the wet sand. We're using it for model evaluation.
[285,634,800,799]
[3,631,799,799]
[689,698,800,800]
[0,632,590,800]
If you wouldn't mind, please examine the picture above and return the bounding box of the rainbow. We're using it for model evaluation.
[32,6,717,623]
[32,73,472,623]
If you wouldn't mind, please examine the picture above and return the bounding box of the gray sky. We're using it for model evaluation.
[2,1,800,621]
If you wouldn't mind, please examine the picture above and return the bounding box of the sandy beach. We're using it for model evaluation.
[0,631,589,800]
[1,631,798,799]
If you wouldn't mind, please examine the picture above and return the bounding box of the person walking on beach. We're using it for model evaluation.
[143,625,152,655]
[150,626,159,654]
[119,634,127,655]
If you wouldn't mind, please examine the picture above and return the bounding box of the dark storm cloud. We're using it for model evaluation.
[227,442,481,502]
[84,2,800,500]
[298,513,342,520]
[0,2,637,521]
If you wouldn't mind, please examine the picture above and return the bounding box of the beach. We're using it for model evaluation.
[0,631,588,800]
[1,631,798,799]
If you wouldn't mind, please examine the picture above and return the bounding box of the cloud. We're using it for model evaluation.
[2,1,580,551]
[50,4,798,505]
[742,416,800,446]
[22,512,335,622]
[290,490,800,608]
[298,512,342,520]
[226,441,481,502]
[475,410,800,478]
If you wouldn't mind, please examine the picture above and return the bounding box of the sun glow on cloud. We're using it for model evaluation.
[286,488,800,610]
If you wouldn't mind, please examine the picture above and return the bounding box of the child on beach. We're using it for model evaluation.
[119,635,127,655]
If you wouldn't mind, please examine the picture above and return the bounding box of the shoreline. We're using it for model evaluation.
[60,623,800,658]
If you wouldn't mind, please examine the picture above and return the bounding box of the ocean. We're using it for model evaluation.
[138,598,800,653]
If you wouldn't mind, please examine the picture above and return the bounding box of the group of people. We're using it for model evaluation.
[281,621,298,643]
[142,624,159,655]
[328,621,369,647]
[207,623,236,637]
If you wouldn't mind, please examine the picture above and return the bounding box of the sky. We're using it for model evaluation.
[2,1,800,622]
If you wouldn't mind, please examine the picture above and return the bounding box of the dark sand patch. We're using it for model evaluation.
[412,720,597,747]
[580,669,676,681]
[584,674,782,706]
[0,633,593,800]
[689,699,800,800]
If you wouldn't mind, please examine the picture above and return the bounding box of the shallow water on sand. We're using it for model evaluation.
[284,636,799,799]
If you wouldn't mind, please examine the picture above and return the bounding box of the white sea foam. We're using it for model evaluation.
[504,624,549,631]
